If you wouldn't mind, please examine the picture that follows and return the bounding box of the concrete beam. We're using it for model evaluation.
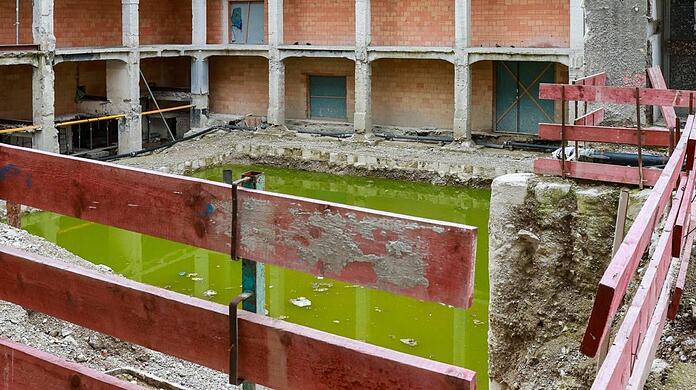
[32,0,55,51]
[192,0,207,45]
[354,61,372,135]
[107,56,142,154]
[191,57,209,128]
[122,0,139,48]
[32,57,58,153]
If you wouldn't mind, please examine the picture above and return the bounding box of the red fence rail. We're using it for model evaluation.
[0,144,479,389]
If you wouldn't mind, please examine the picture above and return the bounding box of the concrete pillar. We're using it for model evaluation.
[192,0,207,45]
[569,0,585,80]
[108,56,142,154]
[191,57,210,128]
[267,0,285,125]
[354,0,372,135]
[454,0,472,142]
[454,56,472,141]
[122,0,139,48]
[32,58,58,153]
[31,0,58,152]
[32,0,55,51]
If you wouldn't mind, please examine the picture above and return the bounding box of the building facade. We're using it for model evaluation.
[0,1,678,155]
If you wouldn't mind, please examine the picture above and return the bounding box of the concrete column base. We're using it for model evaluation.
[32,56,58,153]
[354,60,372,135]
[453,58,472,141]
[268,58,286,126]
[191,94,209,129]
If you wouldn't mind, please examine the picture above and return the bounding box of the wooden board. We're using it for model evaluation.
[574,108,605,126]
[581,118,694,356]
[673,172,695,257]
[534,159,662,187]
[0,144,477,308]
[539,84,696,108]
[647,67,678,129]
[539,123,670,147]
[592,201,681,389]
[0,245,477,390]
[669,213,695,320]
[574,72,608,87]
[0,338,141,390]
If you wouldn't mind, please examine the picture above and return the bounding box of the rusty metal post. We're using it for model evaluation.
[6,202,21,228]
[561,85,567,178]
[636,88,644,189]
[573,81,580,159]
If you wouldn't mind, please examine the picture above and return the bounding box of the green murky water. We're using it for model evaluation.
[23,165,491,387]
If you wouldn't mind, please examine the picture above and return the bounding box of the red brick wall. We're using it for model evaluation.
[77,61,108,97]
[471,0,570,48]
[284,0,354,45]
[55,0,122,48]
[285,58,355,121]
[0,65,32,121]
[372,59,453,128]
[0,0,32,45]
[209,56,268,116]
[140,57,192,89]
[471,61,493,132]
[207,1,224,44]
[55,62,78,116]
[371,0,454,47]
[140,0,192,45]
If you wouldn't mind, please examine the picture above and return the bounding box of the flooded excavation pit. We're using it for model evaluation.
[22,165,491,387]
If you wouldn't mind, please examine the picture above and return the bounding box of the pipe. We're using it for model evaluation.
[141,104,193,117]
[581,150,668,167]
[97,126,221,162]
[375,133,454,144]
[297,129,353,139]
[15,0,19,45]
[0,125,40,134]
[56,114,126,128]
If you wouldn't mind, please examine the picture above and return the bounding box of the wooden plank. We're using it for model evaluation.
[0,245,477,390]
[647,67,678,129]
[0,143,477,308]
[539,84,696,108]
[534,159,662,187]
[539,123,670,147]
[0,338,141,390]
[6,201,21,228]
[574,107,605,126]
[580,117,694,356]
[673,172,695,257]
[575,72,608,87]
[669,212,695,320]
[592,198,681,389]
[626,259,678,390]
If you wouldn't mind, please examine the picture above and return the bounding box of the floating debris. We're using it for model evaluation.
[312,282,333,293]
[374,307,382,313]
[290,297,312,308]
[400,338,418,347]
[203,290,217,298]
[316,276,324,280]
[278,315,289,320]
[332,320,341,324]
[473,319,484,326]
[191,277,203,282]
[186,273,199,278]
[178,272,187,277]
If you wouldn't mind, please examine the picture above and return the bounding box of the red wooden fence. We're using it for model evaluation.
[0,144,479,389]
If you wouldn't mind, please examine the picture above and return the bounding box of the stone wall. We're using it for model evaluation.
[489,174,629,389]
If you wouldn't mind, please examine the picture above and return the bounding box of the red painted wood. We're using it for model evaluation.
[539,84,696,108]
[592,193,681,389]
[0,143,477,308]
[539,123,670,147]
[534,159,662,187]
[0,338,141,390]
[581,117,694,357]
[574,107,605,126]
[673,172,695,257]
[647,67,678,129]
[0,245,477,390]
[574,72,608,87]
[669,224,693,320]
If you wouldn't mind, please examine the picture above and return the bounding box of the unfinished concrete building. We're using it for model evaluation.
[1,1,686,155]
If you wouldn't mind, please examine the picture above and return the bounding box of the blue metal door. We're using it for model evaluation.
[495,61,555,134]
[309,76,347,119]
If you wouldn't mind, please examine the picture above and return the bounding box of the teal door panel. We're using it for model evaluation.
[309,76,347,119]
[496,61,556,134]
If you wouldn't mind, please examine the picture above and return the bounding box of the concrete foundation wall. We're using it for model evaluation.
[372,59,454,128]
[284,0,355,46]
[284,57,355,121]
[0,65,32,121]
[209,56,269,116]
[140,57,191,89]
[488,174,628,389]
[471,0,570,48]
[54,0,122,48]
[471,61,493,132]
[0,0,32,45]
[140,0,192,45]
[371,0,455,47]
